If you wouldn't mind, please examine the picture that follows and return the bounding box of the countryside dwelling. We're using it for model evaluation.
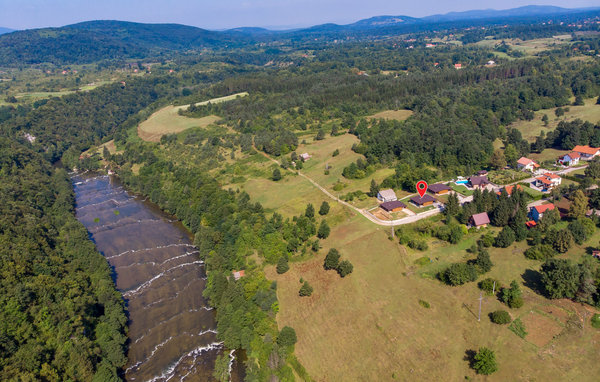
[380,200,407,213]
[557,152,580,166]
[517,157,539,172]
[572,145,600,160]
[428,183,452,195]
[470,212,490,228]
[377,189,398,203]
[529,203,555,222]
[533,173,561,191]
[468,175,489,190]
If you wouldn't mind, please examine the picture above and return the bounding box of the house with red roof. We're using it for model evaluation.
[454,63,462,69]
[557,152,580,166]
[516,157,539,172]
[528,203,555,222]
[533,173,561,191]
[496,184,523,197]
[572,145,600,160]
[232,270,245,281]
[470,212,490,228]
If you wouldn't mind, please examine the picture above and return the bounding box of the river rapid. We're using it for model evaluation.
[72,173,244,381]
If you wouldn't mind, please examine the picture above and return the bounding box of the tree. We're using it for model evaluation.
[490,310,511,324]
[500,280,524,308]
[305,203,315,218]
[478,278,501,295]
[272,168,282,181]
[540,207,560,227]
[332,149,340,157]
[337,260,354,277]
[311,239,320,252]
[546,228,573,253]
[369,179,380,197]
[504,144,518,168]
[319,201,330,216]
[540,259,581,299]
[277,326,297,347]
[276,256,289,274]
[213,354,231,382]
[574,95,584,106]
[317,220,330,239]
[494,226,515,248]
[542,114,549,126]
[585,160,600,179]
[569,190,588,219]
[440,263,478,286]
[324,248,340,270]
[597,95,600,105]
[444,192,460,219]
[473,249,493,274]
[524,244,556,260]
[489,149,507,170]
[568,218,594,245]
[299,281,313,297]
[509,209,528,242]
[295,160,303,170]
[555,107,565,117]
[473,347,498,375]
[315,130,325,140]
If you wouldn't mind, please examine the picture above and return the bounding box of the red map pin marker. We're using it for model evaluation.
[416,181,428,198]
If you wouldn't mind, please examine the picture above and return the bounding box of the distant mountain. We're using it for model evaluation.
[423,5,599,23]
[0,27,13,35]
[348,15,421,29]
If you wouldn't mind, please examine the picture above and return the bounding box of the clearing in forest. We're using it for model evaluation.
[137,92,248,142]
[367,109,413,122]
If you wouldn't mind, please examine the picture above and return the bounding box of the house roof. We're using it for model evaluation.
[560,152,581,160]
[517,157,535,166]
[526,220,537,228]
[410,194,437,205]
[428,183,452,193]
[573,145,600,155]
[378,189,397,200]
[544,172,560,179]
[469,175,489,186]
[380,200,407,212]
[535,176,552,185]
[497,184,522,196]
[232,270,245,280]
[471,212,490,226]
[532,203,555,214]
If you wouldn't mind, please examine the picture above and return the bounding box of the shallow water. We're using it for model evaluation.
[73,174,244,381]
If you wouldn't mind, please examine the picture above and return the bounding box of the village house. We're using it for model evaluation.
[528,203,555,222]
[468,175,489,189]
[377,189,398,203]
[232,270,245,281]
[572,145,600,160]
[533,173,561,191]
[557,152,581,166]
[380,200,407,213]
[299,153,311,161]
[428,183,452,195]
[470,212,490,228]
[516,157,539,172]
[410,194,437,207]
[496,184,523,197]
[454,63,462,69]
[592,251,600,260]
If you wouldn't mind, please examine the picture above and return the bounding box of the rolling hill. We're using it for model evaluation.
[0,27,13,35]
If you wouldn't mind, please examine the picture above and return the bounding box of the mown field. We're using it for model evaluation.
[267,215,600,381]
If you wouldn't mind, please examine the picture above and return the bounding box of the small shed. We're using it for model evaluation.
[232,270,245,281]
[377,189,398,203]
[300,153,311,161]
[410,194,436,207]
[380,200,407,213]
[428,183,452,195]
[470,212,490,228]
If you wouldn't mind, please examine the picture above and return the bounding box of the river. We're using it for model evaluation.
[72,173,244,381]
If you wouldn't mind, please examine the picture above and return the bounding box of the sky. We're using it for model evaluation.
[1,0,599,30]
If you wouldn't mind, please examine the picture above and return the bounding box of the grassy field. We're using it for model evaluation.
[510,98,600,142]
[367,109,414,122]
[267,216,600,381]
[529,148,570,164]
[474,35,572,56]
[138,93,247,142]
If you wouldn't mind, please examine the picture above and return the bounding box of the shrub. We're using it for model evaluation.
[591,314,600,329]
[440,263,478,286]
[277,326,297,347]
[473,347,498,375]
[299,281,313,297]
[508,318,527,338]
[332,149,339,157]
[407,239,428,251]
[414,257,431,266]
[473,248,493,274]
[317,220,330,239]
[324,248,340,270]
[524,244,556,260]
[494,226,515,248]
[478,232,495,247]
[337,260,354,277]
[478,278,501,295]
[276,256,289,274]
[418,299,430,308]
[319,201,330,215]
[500,280,524,309]
[490,310,511,324]
[272,168,282,181]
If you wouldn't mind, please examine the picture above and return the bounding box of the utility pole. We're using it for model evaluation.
[391,225,395,239]
[492,281,496,295]
[478,292,483,322]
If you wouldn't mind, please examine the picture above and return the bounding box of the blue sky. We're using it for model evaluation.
[1,0,599,30]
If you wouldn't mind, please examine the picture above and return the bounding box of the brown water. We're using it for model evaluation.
[73,173,244,381]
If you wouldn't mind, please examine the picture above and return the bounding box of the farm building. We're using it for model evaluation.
[516,157,539,171]
[380,200,407,213]
[300,153,312,161]
[469,212,490,228]
[572,145,600,160]
[557,152,580,166]
[468,175,489,189]
[410,194,437,207]
[428,183,452,195]
[377,189,398,203]
[528,203,555,222]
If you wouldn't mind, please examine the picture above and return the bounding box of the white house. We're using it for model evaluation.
[377,189,398,203]
[300,153,311,161]
[516,157,539,172]
[572,145,600,160]
[558,152,581,166]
